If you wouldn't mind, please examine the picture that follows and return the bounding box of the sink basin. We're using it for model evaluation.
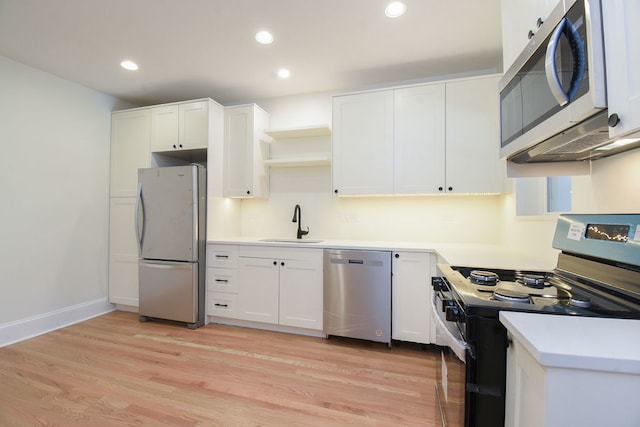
[260,238,324,243]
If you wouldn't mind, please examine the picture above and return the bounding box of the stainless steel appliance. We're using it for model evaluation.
[136,164,206,329]
[433,214,640,426]
[498,0,621,163]
[323,249,391,344]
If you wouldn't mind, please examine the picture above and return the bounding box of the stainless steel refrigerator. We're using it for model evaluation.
[136,164,206,329]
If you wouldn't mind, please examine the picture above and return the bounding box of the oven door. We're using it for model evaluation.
[432,293,466,427]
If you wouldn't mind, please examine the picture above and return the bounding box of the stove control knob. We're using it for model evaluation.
[432,277,446,291]
[445,306,465,323]
[441,299,454,312]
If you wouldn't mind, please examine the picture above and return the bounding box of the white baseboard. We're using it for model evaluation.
[0,298,115,347]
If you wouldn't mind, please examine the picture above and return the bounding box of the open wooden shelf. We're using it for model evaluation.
[263,124,331,140]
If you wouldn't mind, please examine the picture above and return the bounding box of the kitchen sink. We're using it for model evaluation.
[260,238,324,243]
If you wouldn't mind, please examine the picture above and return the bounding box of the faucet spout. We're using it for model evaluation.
[292,204,309,239]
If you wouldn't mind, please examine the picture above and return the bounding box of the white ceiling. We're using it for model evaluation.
[0,0,503,106]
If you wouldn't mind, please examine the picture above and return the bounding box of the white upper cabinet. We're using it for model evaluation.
[110,108,150,197]
[223,104,270,198]
[602,1,640,139]
[150,100,211,152]
[332,75,503,196]
[445,75,504,193]
[394,84,446,194]
[332,90,394,195]
[501,0,561,71]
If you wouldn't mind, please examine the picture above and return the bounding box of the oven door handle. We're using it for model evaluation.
[431,296,468,363]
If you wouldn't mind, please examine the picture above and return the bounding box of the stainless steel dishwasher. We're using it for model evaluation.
[323,249,391,344]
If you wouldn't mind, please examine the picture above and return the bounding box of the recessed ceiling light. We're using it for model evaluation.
[120,60,139,71]
[385,1,406,18]
[255,30,274,44]
[277,68,291,79]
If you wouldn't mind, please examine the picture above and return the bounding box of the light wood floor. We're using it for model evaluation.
[0,311,439,426]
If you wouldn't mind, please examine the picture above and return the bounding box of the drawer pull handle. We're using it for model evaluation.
[215,279,229,283]
[215,254,229,259]
[214,303,229,308]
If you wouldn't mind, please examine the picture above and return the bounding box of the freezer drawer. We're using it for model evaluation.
[139,260,198,324]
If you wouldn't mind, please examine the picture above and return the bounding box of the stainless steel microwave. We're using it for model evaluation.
[499,0,608,163]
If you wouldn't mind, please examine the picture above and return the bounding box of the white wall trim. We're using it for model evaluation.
[0,298,115,347]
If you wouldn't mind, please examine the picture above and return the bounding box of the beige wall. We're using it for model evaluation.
[0,56,125,325]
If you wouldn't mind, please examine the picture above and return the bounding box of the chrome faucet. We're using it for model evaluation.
[292,204,309,239]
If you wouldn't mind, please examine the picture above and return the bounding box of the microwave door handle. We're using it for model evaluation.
[565,18,586,101]
[545,18,570,106]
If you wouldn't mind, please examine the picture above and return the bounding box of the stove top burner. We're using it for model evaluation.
[569,295,592,308]
[493,289,532,303]
[469,270,499,286]
[518,274,548,289]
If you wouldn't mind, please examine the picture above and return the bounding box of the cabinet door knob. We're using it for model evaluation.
[173,144,177,149]
[273,261,277,265]
[394,253,399,259]
[179,144,183,149]
[438,186,444,191]
[528,30,535,39]
[536,17,544,28]
[281,262,285,266]
[334,189,339,194]
[608,113,621,127]
[246,190,251,195]
[448,186,453,191]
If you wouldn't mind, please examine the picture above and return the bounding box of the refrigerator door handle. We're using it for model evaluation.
[135,183,144,255]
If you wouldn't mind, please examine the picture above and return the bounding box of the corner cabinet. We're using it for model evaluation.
[391,251,434,344]
[223,104,270,198]
[602,1,640,140]
[445,76,504,193]
[150,99,214,152]
[332,75,504,196]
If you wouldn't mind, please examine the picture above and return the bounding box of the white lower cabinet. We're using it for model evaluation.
[392,251,434,344]
[207,244,323,331]
[505,331,640,427]
[238,257,281,324]
[278,257,323,330]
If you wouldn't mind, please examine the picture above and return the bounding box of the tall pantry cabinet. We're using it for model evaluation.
[108,109,151,306]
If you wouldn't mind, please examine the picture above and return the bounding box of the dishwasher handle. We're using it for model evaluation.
[329,257,383,266]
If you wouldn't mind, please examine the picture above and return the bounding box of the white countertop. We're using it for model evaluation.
[209,237,557,270]
[500,311,640,374]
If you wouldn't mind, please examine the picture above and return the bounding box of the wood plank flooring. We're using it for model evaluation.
[0,311,439,426]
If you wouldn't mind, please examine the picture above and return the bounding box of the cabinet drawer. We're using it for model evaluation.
[207,291,239,319]
[207,245,238,268]
[206,268,239,293]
